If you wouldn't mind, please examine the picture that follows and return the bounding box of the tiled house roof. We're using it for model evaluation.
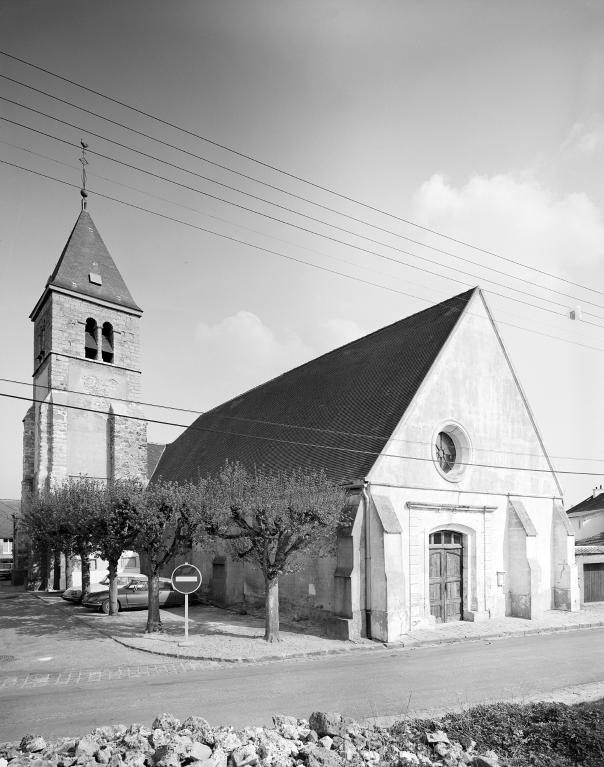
[35,210,142,314]
[575,531,604,555]
[153,288,476,485]
[567,493,604,516]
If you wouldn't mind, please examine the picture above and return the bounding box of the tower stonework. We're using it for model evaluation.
[22,210,147,502]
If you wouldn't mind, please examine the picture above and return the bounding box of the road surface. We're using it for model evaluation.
[2,625,604,742]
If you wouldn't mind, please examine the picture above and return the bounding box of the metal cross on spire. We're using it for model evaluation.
[79,140,89,210]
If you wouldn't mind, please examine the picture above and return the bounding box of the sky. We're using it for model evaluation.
[0,0,603,505]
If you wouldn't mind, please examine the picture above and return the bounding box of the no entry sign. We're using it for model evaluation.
[171,563,202,595]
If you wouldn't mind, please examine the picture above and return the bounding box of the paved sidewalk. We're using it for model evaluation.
[399,603,604,647]
[25,588,604,663]
[55,594,604,662]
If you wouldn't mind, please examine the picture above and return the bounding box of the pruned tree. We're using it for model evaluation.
[131,479,208,633]
[92,478,145,615]
[51,477,105,600]
[21,490,59,591]
[206,462,346,643]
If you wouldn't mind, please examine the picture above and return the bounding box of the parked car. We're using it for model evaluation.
[81,576,184,614]
[62,573,147,603]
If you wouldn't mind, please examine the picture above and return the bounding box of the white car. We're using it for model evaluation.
[61,573,147,602]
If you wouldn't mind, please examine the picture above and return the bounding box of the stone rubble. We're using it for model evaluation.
[0,712,501,767]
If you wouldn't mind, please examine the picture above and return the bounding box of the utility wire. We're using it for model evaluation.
[3,109,604,327]
[2,73,601,314]
[5,135,602,354]
[2,48,603,300]
[3,375,603,465]
[3,157,604,355]
[2,135,453,293]
[3,391,603,477]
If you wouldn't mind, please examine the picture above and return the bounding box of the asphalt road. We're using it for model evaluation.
[2,625,604,742]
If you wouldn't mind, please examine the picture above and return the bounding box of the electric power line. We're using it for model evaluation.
[2,48,603,300]
[3,157,604,356]
[2,390,603,477]
[3,107,604,328]
[2,73,602,315]
[3,375,603,465]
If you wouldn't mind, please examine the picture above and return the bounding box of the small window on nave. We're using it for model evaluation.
[102,322,114,363]
[85,318,98,359]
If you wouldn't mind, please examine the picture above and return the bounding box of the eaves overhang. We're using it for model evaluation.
[30,284,144,322]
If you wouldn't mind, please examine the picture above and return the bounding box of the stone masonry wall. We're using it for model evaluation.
[29,291,147,487]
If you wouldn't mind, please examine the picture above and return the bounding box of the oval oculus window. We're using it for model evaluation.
[435,431,456,473]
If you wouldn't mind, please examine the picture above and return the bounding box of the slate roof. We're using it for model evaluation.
[146,443,166,480]
[36,210,141,314]
[154,288,477,485]
[566,493,604,516]
[0,500,19,539]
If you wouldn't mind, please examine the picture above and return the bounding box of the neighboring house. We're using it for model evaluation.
[566,487,604,541]
[0,500,18,579]
[153,287,579,642]
[568,489,604,604]
[574,533,604,605]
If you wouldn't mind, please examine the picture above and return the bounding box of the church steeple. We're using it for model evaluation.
[22,169,147,497]
[31,210,142,318]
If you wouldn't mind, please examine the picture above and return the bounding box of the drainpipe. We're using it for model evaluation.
[361,482,372,639]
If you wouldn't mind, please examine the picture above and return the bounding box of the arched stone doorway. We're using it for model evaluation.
[429,530,463,622]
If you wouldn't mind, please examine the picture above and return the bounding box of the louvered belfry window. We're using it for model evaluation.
[85,318,98,359]
[102,322,114,363]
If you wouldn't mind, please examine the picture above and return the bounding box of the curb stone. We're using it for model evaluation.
[110,618,604,663]
[28,590,604,663]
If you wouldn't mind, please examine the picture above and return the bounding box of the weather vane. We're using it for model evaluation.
[79,140,89,210]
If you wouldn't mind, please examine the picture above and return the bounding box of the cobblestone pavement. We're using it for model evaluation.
[0,659,215,690]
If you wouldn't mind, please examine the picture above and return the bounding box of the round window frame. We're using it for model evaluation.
[432,422,472,483]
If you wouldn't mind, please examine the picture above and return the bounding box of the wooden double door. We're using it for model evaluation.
[584,563,604,602]
[429,531,463,623]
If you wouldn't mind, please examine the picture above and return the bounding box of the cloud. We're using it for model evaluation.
[194,312,366,408]
[561,121,604,155]
[411,173,604,274]
[195,311,313,405]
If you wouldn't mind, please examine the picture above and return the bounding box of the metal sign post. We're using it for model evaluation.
[171,562,202,645]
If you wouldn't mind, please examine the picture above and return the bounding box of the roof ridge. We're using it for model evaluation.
[154,288,477,483]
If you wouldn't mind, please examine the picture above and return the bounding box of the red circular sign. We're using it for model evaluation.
[171,563,202,595]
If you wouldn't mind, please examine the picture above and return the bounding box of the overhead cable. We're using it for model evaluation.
[1,73,601,314]
[3,157,604,354]
[2,112,603,326]
[3,375,603,465]
[2,48,603,299]
[3,391,603,477]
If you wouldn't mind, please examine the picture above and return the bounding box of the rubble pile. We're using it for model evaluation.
[0,711,501,767]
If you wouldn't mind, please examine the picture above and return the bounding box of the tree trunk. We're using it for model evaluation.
[40,546,49,591]
[64,554,74,590]
[107,556,119,616]
[145,568,163,633]
[264,575,280,642]
[79,547,91,602]
[52,549,61,591]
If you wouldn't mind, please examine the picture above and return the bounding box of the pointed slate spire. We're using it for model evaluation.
[44,210,142,313]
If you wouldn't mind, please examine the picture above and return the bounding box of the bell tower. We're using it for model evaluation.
[22,189,147,499]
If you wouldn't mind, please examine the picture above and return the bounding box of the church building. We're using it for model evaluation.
[154,287,579,642]
[22,204,150,506]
